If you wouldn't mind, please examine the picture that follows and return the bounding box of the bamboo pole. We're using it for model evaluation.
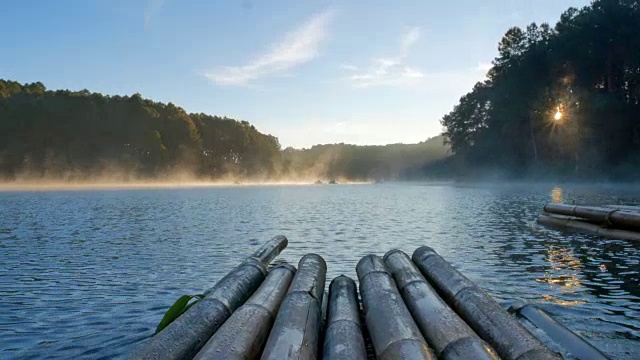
[412,246,561,360]
[193,264,296,360]
[383,250,500,360]
[249,236,290,265]
[537,214,640,242]
[509,302,609,360]
[128,235,288,360]
[322,276,367,360]
[356,255,435,360]
[260,254,326,360]
[544,203,640,230]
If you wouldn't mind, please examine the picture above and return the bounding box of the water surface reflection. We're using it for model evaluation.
[0,183,638,358]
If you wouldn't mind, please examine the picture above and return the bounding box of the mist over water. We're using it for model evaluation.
[0,179,373,192]
[1,182,639,359]
[0,158,385,191]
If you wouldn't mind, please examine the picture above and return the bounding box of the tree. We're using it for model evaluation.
[439,0,640,179]
[0,79,286,180]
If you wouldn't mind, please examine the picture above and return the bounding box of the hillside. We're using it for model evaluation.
[283,136,449,181]
[0,80,448,182]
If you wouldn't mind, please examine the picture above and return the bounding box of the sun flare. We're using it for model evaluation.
[554,109,563,121]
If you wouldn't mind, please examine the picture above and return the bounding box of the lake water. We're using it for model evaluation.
[1,183,639,359]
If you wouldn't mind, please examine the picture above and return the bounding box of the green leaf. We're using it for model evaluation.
[154,294,205,335]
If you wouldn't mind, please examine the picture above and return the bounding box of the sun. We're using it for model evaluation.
[553,106,563,121]
[554,110,563,121]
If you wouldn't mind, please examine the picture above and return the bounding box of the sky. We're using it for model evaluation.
[1,0,592,148]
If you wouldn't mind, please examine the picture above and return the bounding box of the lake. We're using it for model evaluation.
[1,183,638,359]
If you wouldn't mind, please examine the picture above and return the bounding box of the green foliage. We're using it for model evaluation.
[154,294,204,335]
[440,0,640,180]
[0,80,449,181]
[0,81,283,180]
[282,135,449,181]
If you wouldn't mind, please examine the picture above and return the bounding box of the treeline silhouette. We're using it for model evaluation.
[440,0,640,180]
[0,80,448,182]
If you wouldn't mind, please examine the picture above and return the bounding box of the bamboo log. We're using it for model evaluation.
[412,246,560,360]
[249,236,290,265]
[544,203,640,230]
[356,255,435,360]
[193,264,296,360]
[383,250,500,360]
[128,235,288,360]
[322,276,367,360]
[537,214,640,242]
[260,254,326,360]
[509,302,609,360]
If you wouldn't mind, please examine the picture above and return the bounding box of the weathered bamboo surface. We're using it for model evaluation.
[384,250,500,360]
[412,246,561,360]
[128,235,288,360]
[537,214,640,242]
[130,236,609,360]
[544,203,640,230]
[260,254,326,360]
[509,302,609,360]
[357,255,435,360]
[322,276,367,360]
[193,264,296,360]
[538,202,640,242]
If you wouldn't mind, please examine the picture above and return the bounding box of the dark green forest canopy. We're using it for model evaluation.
[0,80,448,182]
[0,79,285,180]
[440,0,640,180]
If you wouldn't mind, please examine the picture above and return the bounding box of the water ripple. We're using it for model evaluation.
[0,183,639,359]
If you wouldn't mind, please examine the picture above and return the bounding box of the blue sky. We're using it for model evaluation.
[1,0,591,148]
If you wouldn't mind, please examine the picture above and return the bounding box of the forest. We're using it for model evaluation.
[439,0,640,180]
[5,0,637,183]
[0,80,285,181]
[283,137,448,181]
[0,80,448,182]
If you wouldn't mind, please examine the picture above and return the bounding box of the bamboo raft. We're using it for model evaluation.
[128,236,609,360]
[538,203,640,242]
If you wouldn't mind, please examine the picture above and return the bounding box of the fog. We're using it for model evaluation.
[0,167,374,192]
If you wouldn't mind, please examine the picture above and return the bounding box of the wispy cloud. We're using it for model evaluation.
[204,9,335,86]
[400,27,420,56]
[144,0,164,30]
[341,27,425,88]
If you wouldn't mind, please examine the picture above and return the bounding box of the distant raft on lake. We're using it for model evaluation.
[128,236,609,360]
[538,203,640,242]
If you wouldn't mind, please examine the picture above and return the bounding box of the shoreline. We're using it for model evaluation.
[0,180,375,192]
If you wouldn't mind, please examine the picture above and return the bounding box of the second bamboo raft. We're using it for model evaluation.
[538,203,640,242]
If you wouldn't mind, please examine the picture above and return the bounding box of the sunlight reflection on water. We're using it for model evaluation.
[551,186,564,203]
[0,183,638,359]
